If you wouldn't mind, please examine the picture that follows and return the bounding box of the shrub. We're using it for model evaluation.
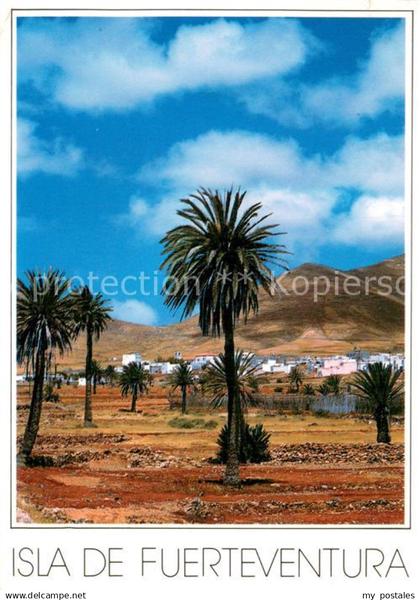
[312,409,330,417]
[303,383,315,396]
[274,386,282,393]
[168,417,218,430]
[215,422,271,464]
[43,383,60,403]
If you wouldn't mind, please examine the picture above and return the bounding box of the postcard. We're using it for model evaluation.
[0,1,418,598]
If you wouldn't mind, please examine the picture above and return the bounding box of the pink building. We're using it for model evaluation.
[319,357,357,377]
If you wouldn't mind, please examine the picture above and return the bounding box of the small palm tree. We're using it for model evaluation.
[325,374,341,395]
[169,361,195,414]
[288,366,303,393]
[204,351,264,409]
[91,359,103,394]
[351,363,403,443]
[318,383,330,396]
[72,286,111,427]
[303,383,315,396]
[17,270,74,463]
[119,362,153,412]
[161,188,287,486]
[104,364,117,387]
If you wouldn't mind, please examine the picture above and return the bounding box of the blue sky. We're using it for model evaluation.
[17,16,405,325]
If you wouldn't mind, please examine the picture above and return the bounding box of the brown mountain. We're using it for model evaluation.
[56,255,404,369]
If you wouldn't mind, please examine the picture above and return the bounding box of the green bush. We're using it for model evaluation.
[215,422,271,464]
[168,417,218,430]
[43,383,60,403]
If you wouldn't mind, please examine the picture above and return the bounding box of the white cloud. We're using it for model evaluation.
[332,196,404,245]
[242,23,404,127]
[17,118,83,176]
[125,128,404,251]
[326,133,404,195]
[112,299,158,325]
[18,18,313,112]
[138,129,321,191]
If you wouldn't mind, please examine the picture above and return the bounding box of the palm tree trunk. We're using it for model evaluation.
[84,327,95,427]
[181,386,187,414]
[376,409,391,443]
[18,347,46,464]
[223,309,241,487]
[93,375,97,395]
[130,390,138,413]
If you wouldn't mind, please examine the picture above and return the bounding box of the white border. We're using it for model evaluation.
[9,7,414,530]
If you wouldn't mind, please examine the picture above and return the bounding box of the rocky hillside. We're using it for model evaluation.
[56,255,404,368]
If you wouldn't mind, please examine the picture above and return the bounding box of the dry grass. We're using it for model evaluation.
[17,385,404,457]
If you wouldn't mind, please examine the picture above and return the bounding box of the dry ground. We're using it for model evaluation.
[16,385,404,525]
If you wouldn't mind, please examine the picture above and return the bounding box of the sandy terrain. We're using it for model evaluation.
[16,385,404,525]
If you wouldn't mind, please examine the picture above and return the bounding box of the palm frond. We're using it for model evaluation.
[160,188,289,336]
[204,350,264,408]
[17,269,74,368]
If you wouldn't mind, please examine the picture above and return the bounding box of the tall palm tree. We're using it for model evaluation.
[204,351,264,409]
[168,361,195,414]
[351,362,403,443]
[73,286,111,427]
[119,362,153,412]
[161,188,287,485]
[17,270,74,463]
[91,359,103,394]
[288,365,303,393]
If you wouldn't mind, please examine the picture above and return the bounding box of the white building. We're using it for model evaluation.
[78,377,86,386]
[258,358,294,374]
[318,356,358,377]
[190,354,217,370]
[363,353,404,371]
[149,362,177,375]
[122,352,142,366]
[259,358,277,373]
[271,363,293,374]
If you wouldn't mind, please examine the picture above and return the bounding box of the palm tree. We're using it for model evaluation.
[119,362,153,412]
[168,361,195,414]
[288,365,303,393]
[104,364,117,387]
[325,374,341,395]
[351,363,403,443]
[302,383,315,396]
[91,359,103,394]
[161,188,287,485]
[17,270,74,463]
[318,383,330,396]
[204,351,264,409]
[72,286,111,427]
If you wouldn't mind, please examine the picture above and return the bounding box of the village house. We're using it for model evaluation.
[317,356,358,377]
[122,352,142,366]
[190,354,217,370]
[149,362,177,375]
